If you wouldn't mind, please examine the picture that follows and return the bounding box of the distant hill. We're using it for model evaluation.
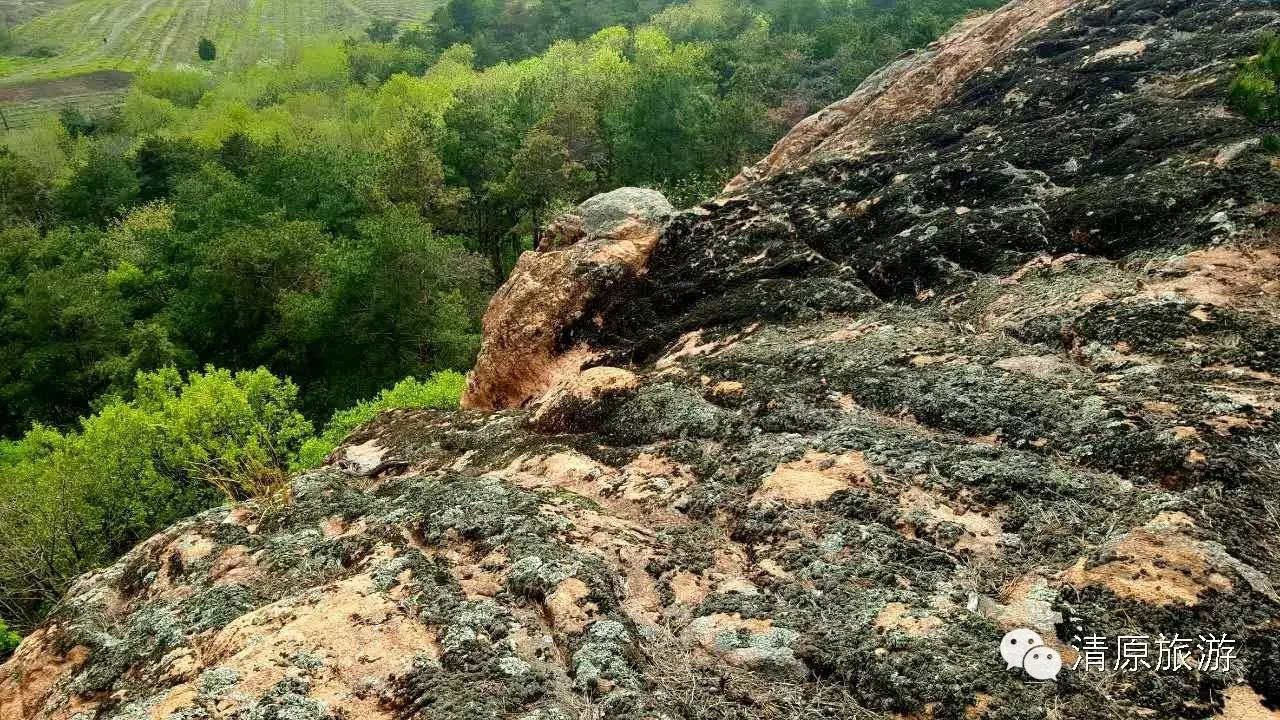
[0,0,437,85]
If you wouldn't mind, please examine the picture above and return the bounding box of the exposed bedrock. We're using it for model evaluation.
[6,0,1280,719]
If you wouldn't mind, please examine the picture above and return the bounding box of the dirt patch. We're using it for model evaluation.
[656,326,758,369]
[545,578,598,635]
[0,70,132,102]
[1220,686,1280,720]
[874,602,943,638]
[991,354,1078,379]
[1141,247,1280,314]
[753,451,871,505]
[897,486,1004,556]
[1088,39,1147,63]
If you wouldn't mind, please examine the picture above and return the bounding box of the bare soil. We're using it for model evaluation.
[0,69,132,102]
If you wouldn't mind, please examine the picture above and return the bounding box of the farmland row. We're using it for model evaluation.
[0,89,124,130]
[2,0,439,85]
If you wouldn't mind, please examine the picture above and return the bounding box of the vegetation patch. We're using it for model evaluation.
[1229,32,1280,151]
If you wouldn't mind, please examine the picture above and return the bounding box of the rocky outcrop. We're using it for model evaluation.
[7,1,1280,719]
[461,187,673,411]
[724,0,1079,192]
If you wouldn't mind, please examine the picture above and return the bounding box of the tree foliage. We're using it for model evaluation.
[197,37,217,62]
[0,0,1001,437]
[0,366,311,627]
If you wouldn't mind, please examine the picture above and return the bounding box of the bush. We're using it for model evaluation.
[58,107,97,138]
[0,619,18,658]
[135,67,215,108]
[0,366,466,628]
[298,371,465,468]
[0,366,311,628]
[198,37,217,62]
[1229,33,1280,123]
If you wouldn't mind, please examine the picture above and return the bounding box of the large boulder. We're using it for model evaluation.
[461,188,673,411]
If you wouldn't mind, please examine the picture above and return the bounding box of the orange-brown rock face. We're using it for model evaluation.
[725,0,1079,193]
[461,188,673,411]
[0,628,91,720]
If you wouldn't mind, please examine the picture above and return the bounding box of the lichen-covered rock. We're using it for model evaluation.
[529,366,640,433]
[577,188,674,237]
[725,0,1080,192]
[7,1,1280,718]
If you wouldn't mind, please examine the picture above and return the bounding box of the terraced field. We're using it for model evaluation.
[1,0,437,84]
[0,0,439,131]
[0,0,74,27]
[0,69,129,129]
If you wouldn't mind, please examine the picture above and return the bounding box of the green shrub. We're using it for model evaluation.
[0,441,18,467]
[57,107,97,137]
[1229,33,1280,123]
[298,370,465,468]
[0,619,19,658]
[0,366,311,628]
[198,37,217,62]
[135,67,214,108]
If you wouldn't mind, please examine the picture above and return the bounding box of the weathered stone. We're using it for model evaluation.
[725,0,1079,192]
[528,366,639,433]
[462,188,672,411]
[536,212,585,252]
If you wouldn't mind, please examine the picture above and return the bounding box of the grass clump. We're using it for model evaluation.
[134,66,215,108]
[1229,33,1280,152]
[298,370,465,468]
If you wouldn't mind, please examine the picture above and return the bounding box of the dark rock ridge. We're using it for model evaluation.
[5,0,1280,719]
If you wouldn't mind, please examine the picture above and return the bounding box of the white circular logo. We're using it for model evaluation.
[1000,628,1044,669]
[1021,646,1063,680]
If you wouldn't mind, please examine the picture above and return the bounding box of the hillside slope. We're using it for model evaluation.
[4,0,1280,719]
